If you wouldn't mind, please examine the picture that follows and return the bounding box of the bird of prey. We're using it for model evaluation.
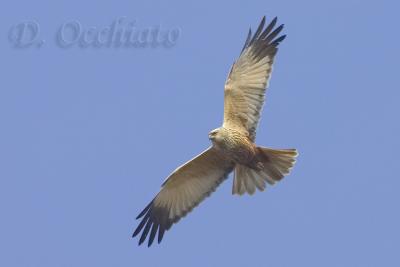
[133,16,298,247]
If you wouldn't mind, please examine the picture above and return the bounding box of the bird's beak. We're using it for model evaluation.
[208,134,213,140]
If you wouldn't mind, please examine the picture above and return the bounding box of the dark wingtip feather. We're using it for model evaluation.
[241,28,252,53]
[138,220,152,245]
[136,201,152,219]
[158,226,165,244]
[257,16,266,34]
[264,24,284,44]
[249,16,266,46]
[271,34,286,46]
[147,223,159,247]
[260,16,277,40]
[260,16,266,26]
[132,213,150,237]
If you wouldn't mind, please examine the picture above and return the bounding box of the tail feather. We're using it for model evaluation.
[244,172,256,195]
[233,166,245,195]
[232,147,298,195]
[248,169,266,191]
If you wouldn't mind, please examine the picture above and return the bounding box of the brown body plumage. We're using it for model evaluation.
[133,16,298,247]
[209,127,258,168]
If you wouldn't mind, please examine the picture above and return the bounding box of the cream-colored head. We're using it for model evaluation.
[208,128,219,140]
[208,127,225,145]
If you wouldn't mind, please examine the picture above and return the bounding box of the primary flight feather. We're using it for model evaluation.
[133,16,298,247]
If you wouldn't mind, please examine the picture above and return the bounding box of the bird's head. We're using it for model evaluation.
[208,128,222,142]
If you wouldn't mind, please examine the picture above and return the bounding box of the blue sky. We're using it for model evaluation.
[1,0,399,266]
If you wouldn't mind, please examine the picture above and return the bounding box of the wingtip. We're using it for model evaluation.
[271,34,287,46]
[158,227,165,244]
[135,201,153,219]
[132,227,141,238]
[138,233,147,246]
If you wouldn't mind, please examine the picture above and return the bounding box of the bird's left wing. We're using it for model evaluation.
[223,16,286,140]
[133,147,234,246]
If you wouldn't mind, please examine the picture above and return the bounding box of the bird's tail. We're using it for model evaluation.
[232,147,298,195]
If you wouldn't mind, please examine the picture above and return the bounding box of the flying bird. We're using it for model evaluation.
[133,16,298,246]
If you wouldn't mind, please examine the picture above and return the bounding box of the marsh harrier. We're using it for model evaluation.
[133,16,298,246]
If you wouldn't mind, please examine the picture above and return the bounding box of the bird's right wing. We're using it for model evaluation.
[133,147,234,246]
[223,17,286,140]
